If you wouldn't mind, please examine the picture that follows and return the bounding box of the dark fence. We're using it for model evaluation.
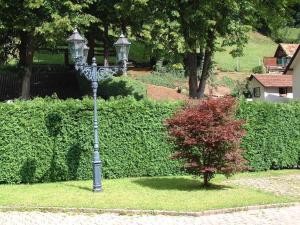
[0,72,20,100]
[0,65,81,101]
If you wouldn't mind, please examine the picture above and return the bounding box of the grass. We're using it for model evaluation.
[33,40,150,65]
[34,52,65,65]
[0,170,298,212]
[215,32,277,72]
[212,76,236,90]
[134,73,188,89]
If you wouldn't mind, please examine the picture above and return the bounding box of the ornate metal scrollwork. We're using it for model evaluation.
[74,57,121,82]
[96,66,119,81]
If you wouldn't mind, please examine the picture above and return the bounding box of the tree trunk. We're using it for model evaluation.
[184,52,198,98]
[121,21,127,35]
[197,31,215,98]
[203,172,209,187]
[198,49,213,98]
[150,56,157,67]
[64,49,69,66]
[87,28,96,65]
[19,31,34,100]
[103,23,109,67]
[197,50,204,77]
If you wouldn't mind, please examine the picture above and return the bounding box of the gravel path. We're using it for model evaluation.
[223,174,300,197]
[1,205,300,225]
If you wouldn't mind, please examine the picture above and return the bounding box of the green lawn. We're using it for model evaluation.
[33,41,150,65]
[215,32,277,72]
[0,170,298,212]
[134,73,188,89]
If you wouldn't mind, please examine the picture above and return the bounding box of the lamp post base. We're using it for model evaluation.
[92,157,103,192]
[93,186,103,192]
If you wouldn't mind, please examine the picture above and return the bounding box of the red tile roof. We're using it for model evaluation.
[279,44,299,57]
[250,74,293,87]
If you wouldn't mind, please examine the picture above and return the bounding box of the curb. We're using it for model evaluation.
[0,202,298,217]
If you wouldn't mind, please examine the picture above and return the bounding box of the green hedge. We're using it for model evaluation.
[99,76,147,100]
[0,97,182,184]
[1,98,300,184]
[237,100,300,171]
[77,75,147,100]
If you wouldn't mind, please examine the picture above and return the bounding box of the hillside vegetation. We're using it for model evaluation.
[214,32,277,72]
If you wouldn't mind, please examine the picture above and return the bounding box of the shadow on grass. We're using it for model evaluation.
[63,183,92,192]
[133,177,231,191]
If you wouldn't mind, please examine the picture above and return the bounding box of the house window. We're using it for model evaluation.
[277,58,283,65]
[279,87,288,96]
[253,87,261,97]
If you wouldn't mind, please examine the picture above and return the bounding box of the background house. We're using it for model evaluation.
[284,46,300,99]
[263,43,299,73]
[248,74,293,102]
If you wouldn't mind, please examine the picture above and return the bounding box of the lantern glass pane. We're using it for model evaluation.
[83,47,89,64]
[75,40,84,58]
[68,42,76,59]
[68,40,84,59]
[116,45,130,62]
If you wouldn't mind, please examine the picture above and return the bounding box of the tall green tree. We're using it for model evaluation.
[86,0,150,66]
[85,0,120,65]
[129,0,294,98]
[0,0,96,99]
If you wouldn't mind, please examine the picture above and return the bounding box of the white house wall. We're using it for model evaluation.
[293,56,300,99]
[248,79,265,101]
[249,79,293,102]
[264,87,293,102]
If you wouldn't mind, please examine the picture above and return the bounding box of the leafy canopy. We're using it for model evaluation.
[0,0,96,46]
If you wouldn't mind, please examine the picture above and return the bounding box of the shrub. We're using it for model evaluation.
[237,100,300,171]
[166,97,247,186]
[98,76,147,100]
[153,60,185,77]
[271,28,300,43]
[136,73,187,89]
[77,75,147,100]
[0,97,182,184]
[252,65,266,74]
[231,80,251,98]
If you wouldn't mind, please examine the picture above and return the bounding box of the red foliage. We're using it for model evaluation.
[165,97,247,185]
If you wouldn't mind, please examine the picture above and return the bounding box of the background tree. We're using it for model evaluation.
[85,0,149,66]
[0,28,18,64]
[166,97,247,186]
[0,0,96,99]
[85,0,121,65]
[136,0,294,98]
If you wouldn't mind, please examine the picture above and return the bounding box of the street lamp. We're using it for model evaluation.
[114,33,131,75]
[67,29,131,192]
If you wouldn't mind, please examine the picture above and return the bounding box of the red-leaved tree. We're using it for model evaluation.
[165,97,247,186]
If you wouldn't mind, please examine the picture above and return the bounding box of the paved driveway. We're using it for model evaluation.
[1,205,299,225]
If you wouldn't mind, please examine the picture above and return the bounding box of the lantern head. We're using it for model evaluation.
[114,33,131,63]
[67,29,85,60]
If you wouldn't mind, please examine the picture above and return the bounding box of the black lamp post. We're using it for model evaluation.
[67,29,131,192]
